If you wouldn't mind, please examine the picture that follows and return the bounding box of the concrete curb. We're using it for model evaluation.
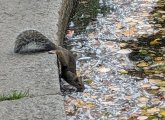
[0,0,74,119]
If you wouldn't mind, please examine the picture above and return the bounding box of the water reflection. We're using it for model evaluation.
[64,0,165,119]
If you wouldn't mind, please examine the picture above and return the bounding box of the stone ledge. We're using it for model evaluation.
[0,95,66,120]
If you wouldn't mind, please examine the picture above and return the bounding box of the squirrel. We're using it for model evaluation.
[14,30,85,92]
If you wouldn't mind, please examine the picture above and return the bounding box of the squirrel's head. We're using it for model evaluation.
[65,71,85,92]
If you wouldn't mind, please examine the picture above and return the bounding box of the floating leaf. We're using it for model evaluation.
[137,116,148,120]
[157,66,165,72]
[84,79,93,84]
[75,99,85,108]
[150,85,159,90]
[160,110,165,117]
[120,69,128,74]
[78,57,92,61]
[122,26,137,36]
[66,104,77,116]
[117,49,132,54]
[138,97,149,103]
[104,95,114,101]
[86,102,95,108]
[154,57,164,61]
[150,38,161,45]
[159,87,165,92]
[139,50,148,55]
[137,61,149,67]
[158,81,165,87]
[147,108,160,115]
[159,29,165,35]
[97,66,110,73]
[75,99,95,109]
[119,42,128,47]
[149,79,162,84]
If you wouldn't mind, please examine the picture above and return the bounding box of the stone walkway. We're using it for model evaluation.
[0,0,73,119]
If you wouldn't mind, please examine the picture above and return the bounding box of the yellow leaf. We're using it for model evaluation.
[154,57,164,61]
[86,102,95,108]
[160,110,165,117]
[84,79,93,84]
[75,99,85,108]
[120,69,128,74]
[150,38,161,45]
[137,62,149,67]
[119,42,128,47]
[159,29,165,35]
[158,81,165,87]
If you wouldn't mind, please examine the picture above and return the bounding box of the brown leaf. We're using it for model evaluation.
[147,108,160,115]
[122,26,137,36]
[138,97,149,103]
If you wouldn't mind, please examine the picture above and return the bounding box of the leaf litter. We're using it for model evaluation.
[64,0,165,119]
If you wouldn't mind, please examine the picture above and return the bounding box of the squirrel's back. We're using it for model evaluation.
[14,30,56,53]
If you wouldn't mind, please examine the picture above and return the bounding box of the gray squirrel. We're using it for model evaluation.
[14,30,85,92]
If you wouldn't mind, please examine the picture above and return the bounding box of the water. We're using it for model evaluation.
[64,0,165,119]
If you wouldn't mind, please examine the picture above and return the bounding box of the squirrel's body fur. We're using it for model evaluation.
[14,30,84,91]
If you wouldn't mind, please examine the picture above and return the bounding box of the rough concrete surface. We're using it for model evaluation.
[0,0,73,119]
[0,95,65,120]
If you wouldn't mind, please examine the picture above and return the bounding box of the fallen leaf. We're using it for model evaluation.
[137,116,148,120]
[120,69,128,74]
[158,81,165,87]
[150,38,161,45]
[104,95,114,101]
[160,110,165,117]
[141,84,151,88]
[138,97,149,103]
[149,79,162,84]
[97,66,110,73]
[86,102,95,108]
[66,104,77,116]
[119,42,128,48]
[150,85,159,90]
[122,26,137,36]
[139,50,148,55]
[117,49,132,54]
[147,108,160,115]
[75,99,85,108]
[137,61,149,67]
[154,57,164,61]
[159,87,165,92]
[84,79,93,84]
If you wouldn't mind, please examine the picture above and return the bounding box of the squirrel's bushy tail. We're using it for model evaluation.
[14,30,56,53]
